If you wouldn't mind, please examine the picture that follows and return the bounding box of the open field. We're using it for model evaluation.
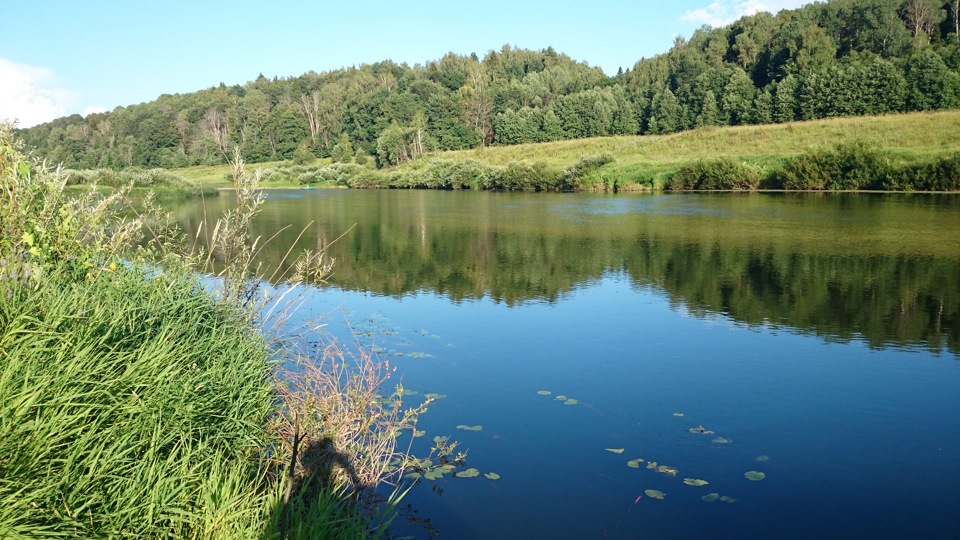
[433,110,960,188]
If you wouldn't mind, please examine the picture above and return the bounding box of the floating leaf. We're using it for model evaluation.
[563,399,579,405]
[605,448,625,455]
[424,470,444,481]
[701,493,720,503]
[626,459,644,468]
[657,465,678,476]
[456,468,480,478]
[683,478,709,487]
[408,351,434,358]
[672,412,685,417]
[555,395,568,401]
[404,472,422,481]
[720,496,737,503]
[688,425,715,435]
[413,430,426,438]
[537,390,551,395]
[433,436,448,444]
[755,455,770,462]
[484,472,500,480]
[744,471,766,481]
[646,461,658,470]
[712,437,732,444]
[644,489,665,500]
[456,425,482,432]
[438,464,456,473]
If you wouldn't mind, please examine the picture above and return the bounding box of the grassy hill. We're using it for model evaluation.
[182,110,960,192]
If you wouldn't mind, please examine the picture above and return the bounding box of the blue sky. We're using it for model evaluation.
[0,1,812,127]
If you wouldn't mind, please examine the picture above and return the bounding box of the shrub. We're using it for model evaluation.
[668,158,761,190]
[774,142,893,190]
[559,153,616,190]
[483,161,560,191]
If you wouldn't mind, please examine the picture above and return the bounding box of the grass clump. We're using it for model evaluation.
[0,124,424,537]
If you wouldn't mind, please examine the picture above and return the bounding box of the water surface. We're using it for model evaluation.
[174,190,960,538]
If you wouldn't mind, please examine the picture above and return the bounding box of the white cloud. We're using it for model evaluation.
[681,1,813,27]
[0,58,75,128]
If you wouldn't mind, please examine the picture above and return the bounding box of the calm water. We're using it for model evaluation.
[174,190,960,539]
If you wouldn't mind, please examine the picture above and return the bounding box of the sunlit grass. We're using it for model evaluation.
[433,111,960,187]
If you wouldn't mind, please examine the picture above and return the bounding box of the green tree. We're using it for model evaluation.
[774,74,798,122]
[696,90,720,127]
[721,68,756,125]
[905,48,960,109]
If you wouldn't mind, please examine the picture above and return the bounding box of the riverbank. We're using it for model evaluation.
[0,125,402,537]
[327,110,960,192]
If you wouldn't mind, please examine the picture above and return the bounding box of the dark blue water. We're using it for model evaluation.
[175,190,960,538]
[293,274,958,539]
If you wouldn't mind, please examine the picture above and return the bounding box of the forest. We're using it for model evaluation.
[16,0,960,171]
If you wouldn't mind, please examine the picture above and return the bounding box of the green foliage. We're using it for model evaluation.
[668,158,762,190]
[15,3,960,170]
[0,265,275,537]
[774,142,895,190]
[0,126,415,536]
[63,167,193,188]
[559,153,617,190]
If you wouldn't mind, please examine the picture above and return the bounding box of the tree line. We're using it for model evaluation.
[16,0,960,170]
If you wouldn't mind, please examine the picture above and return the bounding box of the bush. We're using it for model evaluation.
[896,153,960,191]
[483,161,560,191]
[559,153,616,190]
[64,168,192,188]
[774,142,893,190]
[668,158,761,190]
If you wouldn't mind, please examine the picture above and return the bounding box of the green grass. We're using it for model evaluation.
[430,110,960,190]
[0,264,378,538]
[179,158,333,188]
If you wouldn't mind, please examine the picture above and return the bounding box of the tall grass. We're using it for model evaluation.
[0,124,422,537]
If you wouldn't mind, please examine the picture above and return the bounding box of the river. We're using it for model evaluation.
[171,190,960,539]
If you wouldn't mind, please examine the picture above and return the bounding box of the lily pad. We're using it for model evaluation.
[404,472,422,481]
[744,471,766,481]
[484,472,500,480]
[626,459,644,468]
[605,448,625,454]
[433,435,448,444]
[755,455,770,462]
[563,399,579,405]
[720,496,737,503]
[656,465,678,476]
[712,437,732,444]
[456,425,483,432]
[672,412,685,417]
[646,461,658,470]
[683,478,709,487]
[555,395,568,401]
[413,430,426,438]
[701,492,720,503]
[456,468,480,478]
[424,469,444,481]
[537,390,552,395]
[644,489,665,500]
[688,425,715,435]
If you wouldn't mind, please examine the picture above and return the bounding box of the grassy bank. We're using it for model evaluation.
[292,111,960,192]
[1,126,412,537]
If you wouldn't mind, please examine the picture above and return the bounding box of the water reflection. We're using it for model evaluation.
[170,190,960,355]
